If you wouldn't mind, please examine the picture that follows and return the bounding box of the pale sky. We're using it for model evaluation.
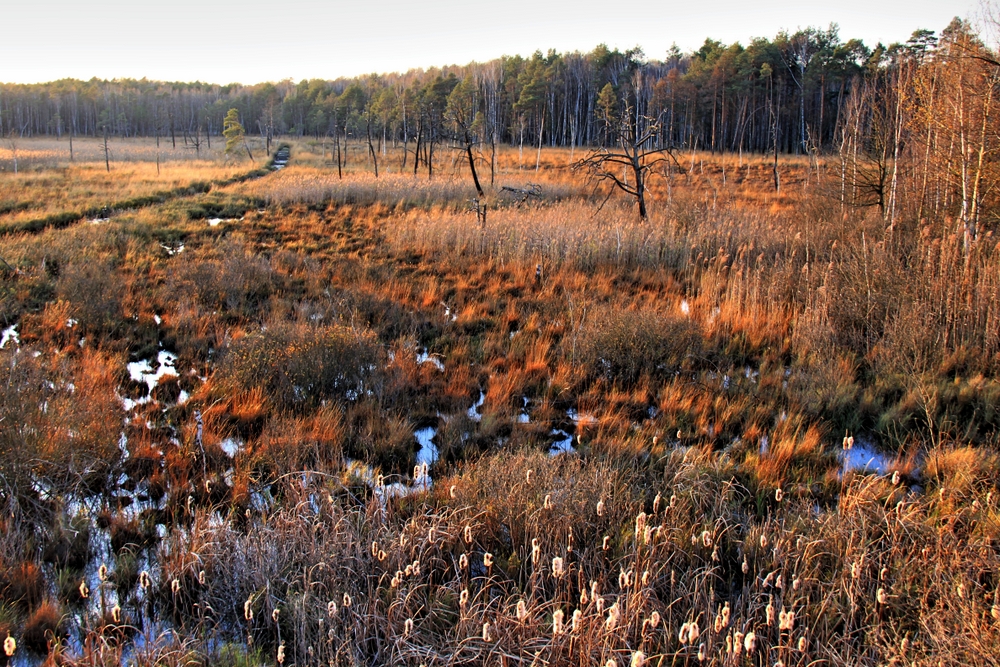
[2,0,977,85]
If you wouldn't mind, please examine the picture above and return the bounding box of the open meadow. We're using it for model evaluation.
[1,135,998,667]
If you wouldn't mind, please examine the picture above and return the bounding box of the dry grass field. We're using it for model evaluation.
[0,138,998,667]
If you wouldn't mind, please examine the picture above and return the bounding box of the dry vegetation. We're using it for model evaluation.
[0,139,998,667]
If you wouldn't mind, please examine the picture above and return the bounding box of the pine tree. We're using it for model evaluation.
[223,108,246,156]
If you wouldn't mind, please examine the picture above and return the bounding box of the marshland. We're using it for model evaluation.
[2,20,1000,667]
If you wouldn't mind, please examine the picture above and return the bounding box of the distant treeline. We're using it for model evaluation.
[0,19,974,157]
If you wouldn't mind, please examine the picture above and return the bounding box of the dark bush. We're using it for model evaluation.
[216,322,385,410]
[576,308,702,388]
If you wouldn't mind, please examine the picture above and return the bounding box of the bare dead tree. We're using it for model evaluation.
[500,183,542,205]
[572,100,684,220]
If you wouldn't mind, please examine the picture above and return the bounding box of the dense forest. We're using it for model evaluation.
[2,17,997,233]
[0,19,974,156]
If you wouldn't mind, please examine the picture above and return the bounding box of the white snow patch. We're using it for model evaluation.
[0,325,19,349]
[467,391,485,422]
[219,438,242,458]
[416,349,445,371]
[128,350,179,393]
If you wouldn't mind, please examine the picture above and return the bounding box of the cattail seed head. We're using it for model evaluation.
[649,611,661,629]
[449,484,457,498]
[766,601,775,626]
[531,539,540,564]
[171,578,181,595]
[343,593,352,607]
[876,588,887,604]
[678,623,690,644]
[597,499,605,516]
[79,581,89,599]
[697,643,706,661]
[112,604,121,623]
[793,578,801,591]
[526,469,533,484]
[198,570,206,585]
[670,494,677,508]
[98,564,108,581]
[734,631,744,657]
[760,534,768,549]
[891,470,900,485]
[742,557,749,575]
[572,608,582,631]
[277,642,285,664]
[797,636,807,652]
[653,492,662,514]
[460,588,469,607]
[482,622,491,642]
[139,571,151,589]
[580,588,589,605]
[4,635,15,657]
[630,650,646,667]
[701,530,712,547]
[404,618,413,636]
[603,535,611,551]
[516,599,528,621]
[244,598,253,621]
[544,494,552,510]
[991,604,1000,621]
[775,487,784,503]
[635,512,647,538]
[744,631,757,653]
[900,636,909,654]
[464,525,473,545]
[272,608,280,623]
[605,602,620,631]
[722,602,730,625]
[776,574,783,590]
[483,552,494,568]
[552,556,565,577]
[553,609,565,635]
